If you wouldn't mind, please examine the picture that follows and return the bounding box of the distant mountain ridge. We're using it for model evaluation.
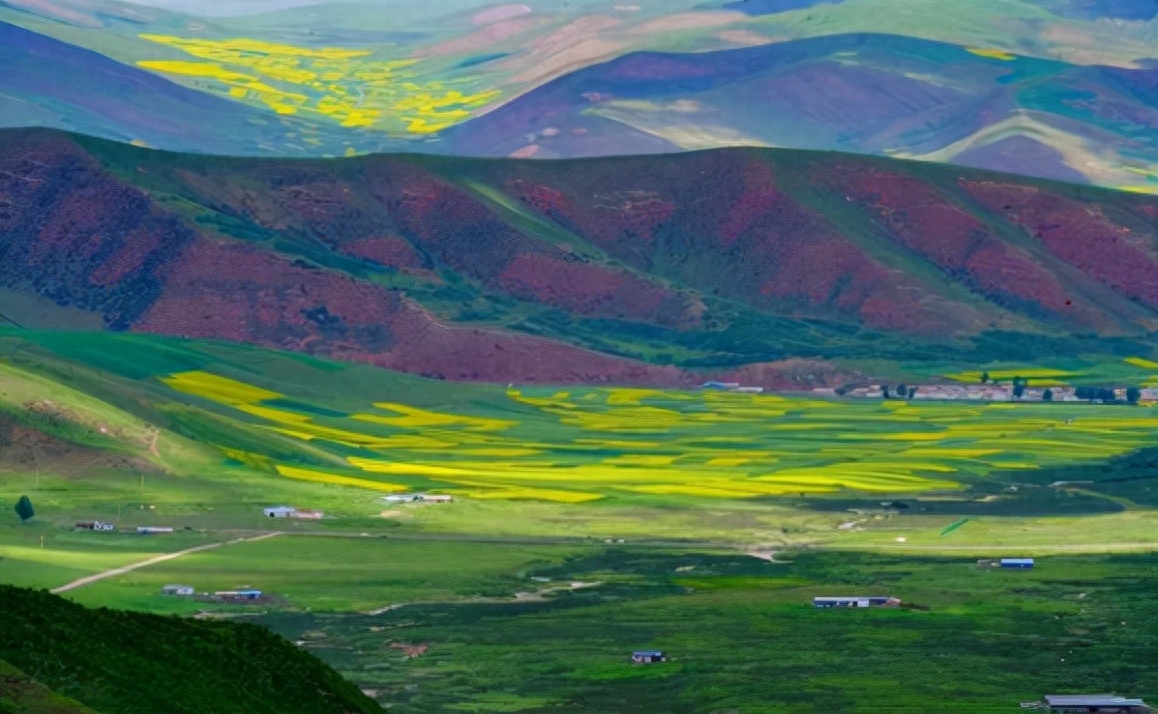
[1,128,1155,387]
[2,1,1157,190]
[437,32,1158,190]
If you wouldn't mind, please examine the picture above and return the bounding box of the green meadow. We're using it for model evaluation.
[1,330,1155,713]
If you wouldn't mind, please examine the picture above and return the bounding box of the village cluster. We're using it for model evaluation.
[824,384,1157,403]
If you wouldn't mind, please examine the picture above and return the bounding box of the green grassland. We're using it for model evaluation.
[259,549,1157,714]
[1,329,1155,712]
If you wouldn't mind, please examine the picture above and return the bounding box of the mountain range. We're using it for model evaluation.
[2,0,1156,190]
[3,128,1155,387]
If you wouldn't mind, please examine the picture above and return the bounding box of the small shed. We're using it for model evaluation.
[263,506,296,518]
[420,494,453,503]
[382,495,414,503]
[1001,558,1035,569]
[161,584,195,596]
[1044,694,1150,713]
[291,509,324,520]
[137,526,174,535]
[813,596,899,608]
[631,651,666,664]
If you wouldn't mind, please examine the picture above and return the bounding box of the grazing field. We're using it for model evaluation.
[259,549,1158,714]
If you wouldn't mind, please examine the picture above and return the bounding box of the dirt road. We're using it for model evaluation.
[50,531,282,594]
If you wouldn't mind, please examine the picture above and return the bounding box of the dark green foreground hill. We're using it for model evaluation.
[0,585,382,714]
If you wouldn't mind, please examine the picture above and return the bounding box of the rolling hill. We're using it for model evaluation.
[439,32,1158,190]
[1,128,1156,387]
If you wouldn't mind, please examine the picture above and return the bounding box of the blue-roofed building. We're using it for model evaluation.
[214,589,263,601]
[631,651,665,664]
[1043,693,1150,712]
[1001,558,1035,569]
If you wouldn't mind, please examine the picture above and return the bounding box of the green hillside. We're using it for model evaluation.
[0,584,381,714]
[0,659,97,714]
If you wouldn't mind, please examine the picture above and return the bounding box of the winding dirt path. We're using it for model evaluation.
[50,532,282,594]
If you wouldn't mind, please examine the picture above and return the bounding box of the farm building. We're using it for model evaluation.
[381,493,453,504]
[263,506,296,518]
[136,526,174,535]
[1042,694,1150,713]
[813,596,901,608]
[161,585,195,596]
[75,521,115,532]
[631,651,666,664]
[290,509,324,520]
[213,590,262,601]
[1001,558,1035,569]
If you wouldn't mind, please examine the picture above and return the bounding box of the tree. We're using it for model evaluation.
[907,386,917,399]
[1042,389,1053,402]
[897,384,907,399]
[1126,387,1141,404]
[980,371,990,384]
[15,495,34,523]
[882,386,891,399]
[1012,376,1026,399]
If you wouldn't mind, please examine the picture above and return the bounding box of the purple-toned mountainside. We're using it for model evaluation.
[2,129,1155,386]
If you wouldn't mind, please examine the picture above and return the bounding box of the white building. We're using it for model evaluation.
[263,506,297,518]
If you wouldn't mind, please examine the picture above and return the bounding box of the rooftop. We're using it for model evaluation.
[1045,694,1148,707]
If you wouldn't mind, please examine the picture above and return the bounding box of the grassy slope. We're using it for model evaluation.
[0,659,97,714]
[0,584,382,714]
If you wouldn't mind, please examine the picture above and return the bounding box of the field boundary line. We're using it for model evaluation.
[49,531,283,594]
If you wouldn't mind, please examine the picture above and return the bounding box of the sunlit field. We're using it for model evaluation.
[156,370,1157,505]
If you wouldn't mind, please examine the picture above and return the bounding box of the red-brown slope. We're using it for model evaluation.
[497,152,996,334]
[962,180,1158,310]
[168,160,704,329]
[0,134,688,385]
[133,238,688,384]
[815,165,1108,328]
[0,132,196,329]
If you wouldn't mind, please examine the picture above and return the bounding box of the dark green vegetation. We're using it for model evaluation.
[261,550,1158,714]
[0,584,383,714]
[2,129,1156,387]
[14,495,33,522]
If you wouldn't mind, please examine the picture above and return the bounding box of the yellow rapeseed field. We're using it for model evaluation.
[163,370,1158,504]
